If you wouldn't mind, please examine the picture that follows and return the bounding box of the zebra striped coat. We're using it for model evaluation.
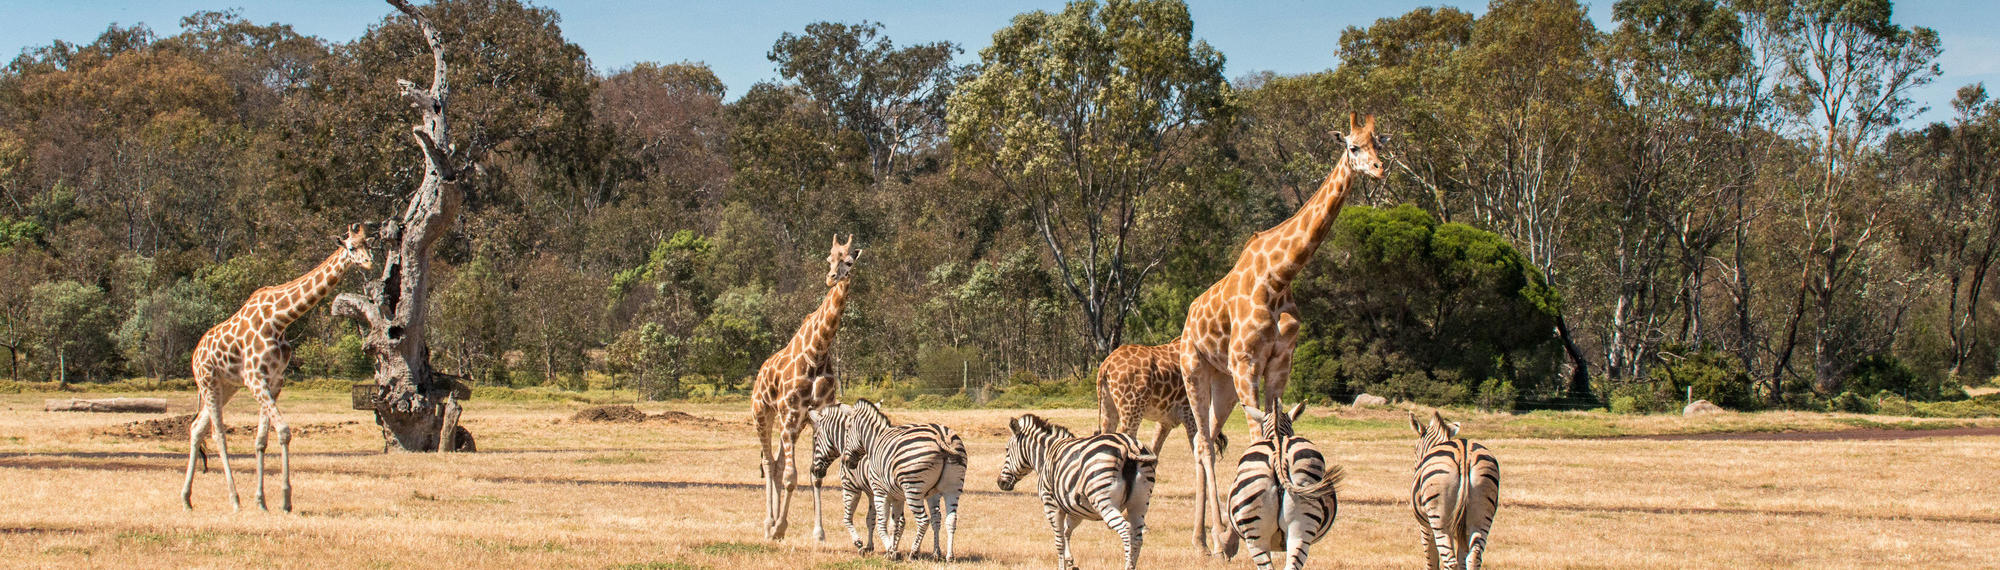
[809,404,899,554]
[810,400,967,561]
[997,414,1157,570]
[1410,410,1499,570]
[1230,403,1344,570]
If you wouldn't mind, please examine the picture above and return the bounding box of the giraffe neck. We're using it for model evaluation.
[269,248,351,328]
[793,277,852,364]
[1259,156,1355,287]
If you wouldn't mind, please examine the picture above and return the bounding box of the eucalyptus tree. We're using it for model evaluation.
[948,0,1232,354]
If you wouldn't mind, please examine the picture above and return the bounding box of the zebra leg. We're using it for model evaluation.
[1466,531,1488,570]
[1041,503,1071,570]
[903,488,931,561]
[872,490,898,559]
[843,487,868,553]
[942,492,960,562]
[1282,530,1311,570]
[925,495,943,559]
[1095,500,1141,570]
[1058,514,1082,570]
[1429,518,1460,570]
[1419,525,1441,570]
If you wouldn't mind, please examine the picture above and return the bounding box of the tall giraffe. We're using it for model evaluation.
[1179,113,1383,556]
[752,234,861,540]
[181,223,374,512]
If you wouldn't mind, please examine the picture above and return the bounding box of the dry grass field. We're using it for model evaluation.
[1,389,1997,569]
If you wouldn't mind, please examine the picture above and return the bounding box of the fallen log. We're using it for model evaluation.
[44,398,168,413]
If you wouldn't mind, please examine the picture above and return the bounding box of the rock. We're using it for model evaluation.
[1351,393,1389,407]
[1683,399,1727,416]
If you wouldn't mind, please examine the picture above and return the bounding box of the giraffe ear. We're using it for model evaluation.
[1329,129,1346,146]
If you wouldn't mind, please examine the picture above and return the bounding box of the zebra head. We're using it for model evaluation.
[808,404,850,479]
[998,414,1066,491]
[1244,402,1308,441]
[844,399,892,468]
[1409,410,1461,453]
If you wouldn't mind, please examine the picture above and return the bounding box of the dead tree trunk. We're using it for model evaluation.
[332,0,476,453]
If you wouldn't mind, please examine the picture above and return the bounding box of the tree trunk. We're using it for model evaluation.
[1554,314,1593,400]
[331,0,475,453]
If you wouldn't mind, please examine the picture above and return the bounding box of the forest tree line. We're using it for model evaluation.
[0,0,1993,412]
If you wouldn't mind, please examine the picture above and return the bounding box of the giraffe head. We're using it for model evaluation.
[1337,112,1385,179]
[824,234,861,286]
[337,223,376,272]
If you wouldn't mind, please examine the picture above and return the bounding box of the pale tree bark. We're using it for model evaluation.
[332,0,478,453]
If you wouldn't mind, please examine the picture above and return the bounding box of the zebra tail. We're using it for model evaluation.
[942,432,969,466]
[1280,462,1345,500]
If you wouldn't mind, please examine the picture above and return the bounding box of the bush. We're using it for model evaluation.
[1846,355,1958,402]
[1475,379,1517,412]
[988,370,1095,409]
[1606,382,1672,414]
[1828,391,1876,414]
[1658,345,1758,411]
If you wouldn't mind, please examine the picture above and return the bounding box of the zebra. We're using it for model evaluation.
[1229,402,1344,570]
[810,399,967,561]
[1410,410,1499,570]
[997,414,1158,570]
[808,402,900,555]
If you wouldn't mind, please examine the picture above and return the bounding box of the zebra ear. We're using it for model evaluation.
[1409,411,1425,435]
[1430,410,1449,434]
[1286,402,1306,422]
[1243,405,1267,425]
[1446,422,1462,438]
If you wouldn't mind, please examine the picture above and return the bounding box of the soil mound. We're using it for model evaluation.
[572,405,651,423]
[570,405,720,426]
[96,415,360,440]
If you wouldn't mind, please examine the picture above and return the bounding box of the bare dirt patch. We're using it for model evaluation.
[91,414,361,441]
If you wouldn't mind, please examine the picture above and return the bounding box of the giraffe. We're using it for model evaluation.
[181,223,374,512]
[1179,113,1383,556]
[1095,336,1227,460]
[752,234,861,540]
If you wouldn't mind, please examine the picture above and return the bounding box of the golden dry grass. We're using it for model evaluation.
[1,391,1996,569]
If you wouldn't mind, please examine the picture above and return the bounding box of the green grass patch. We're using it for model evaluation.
[691,541,774,557]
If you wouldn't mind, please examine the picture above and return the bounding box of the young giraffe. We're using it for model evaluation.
[1095,336,1227,460]
[181,223,374,512]
[1179,113,1383,556]
[752,235,861,540]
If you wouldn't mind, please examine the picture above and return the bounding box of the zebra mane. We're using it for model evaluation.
[851,398,892,428]
[1012,414,1073,439]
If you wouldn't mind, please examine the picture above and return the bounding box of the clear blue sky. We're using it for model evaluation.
[2,0,1993,124]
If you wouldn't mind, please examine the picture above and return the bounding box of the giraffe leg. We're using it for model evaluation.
[753,406,776,536]
[771,412,805,540]
[253,408,271,511]
[1268,312,1301,414]
[208,393,241,512]
[1181,356,1217,556]
[181,384,217,510]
